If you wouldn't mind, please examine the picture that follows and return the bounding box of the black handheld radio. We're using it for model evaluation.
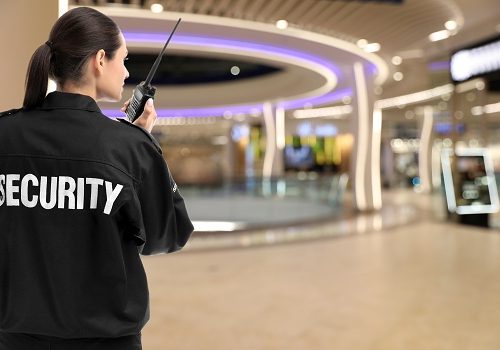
[125,18,182,122]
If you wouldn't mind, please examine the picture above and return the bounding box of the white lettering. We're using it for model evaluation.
[86,178,103,209]
[6,174,20,206]
[77,178,85,210]
[40,176,58,209]
[21,174,38,208]
[103,182,123,215]
[0,175,4,206]
[58,176,76,209]
[0,174,123,215]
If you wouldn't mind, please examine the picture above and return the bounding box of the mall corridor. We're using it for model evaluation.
[3,1,500,349]
[142,190,500,350]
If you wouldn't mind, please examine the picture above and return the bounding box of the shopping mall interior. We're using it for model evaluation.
[3,0,500,348]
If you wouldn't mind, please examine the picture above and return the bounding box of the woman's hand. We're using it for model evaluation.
[120,98,157,133]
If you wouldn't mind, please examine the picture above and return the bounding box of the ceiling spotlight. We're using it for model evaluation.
[356,39,368,48]
[276,19,288,30]
[429,30,450,42]
[230,66,240,75]
[364,42,381,53]
[405,110,415,119]
[150,3,164,13]
[393,72,404,81]
[391,56,402,65]
[445,20,458,31]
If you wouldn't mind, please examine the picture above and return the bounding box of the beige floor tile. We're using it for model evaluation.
[140,192,500,349]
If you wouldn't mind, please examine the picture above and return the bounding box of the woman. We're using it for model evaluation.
[0,6,193,350]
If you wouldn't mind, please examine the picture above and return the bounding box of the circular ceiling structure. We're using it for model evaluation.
[94,6,388,117]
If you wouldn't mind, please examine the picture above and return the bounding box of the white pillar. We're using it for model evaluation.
[262,102,285,179]
[418,106,434,193]
[350,62,381,211]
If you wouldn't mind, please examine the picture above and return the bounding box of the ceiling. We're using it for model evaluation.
[70,0,500,117]
[70,0,500,59]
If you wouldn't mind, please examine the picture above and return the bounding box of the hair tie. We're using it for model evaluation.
[45,40,53,50]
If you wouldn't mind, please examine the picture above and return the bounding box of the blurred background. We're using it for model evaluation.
[3,1,500,349]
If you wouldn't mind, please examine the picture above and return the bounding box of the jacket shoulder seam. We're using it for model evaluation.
[0,108,22,118]
[116,118,163,154]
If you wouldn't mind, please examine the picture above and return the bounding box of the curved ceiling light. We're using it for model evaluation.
[96,7,388,118]
[105,32,346,118]
[104,8,388,84]
[123,32,340,102]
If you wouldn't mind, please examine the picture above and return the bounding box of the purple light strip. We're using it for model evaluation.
[279,87,352,110]
[123,32,343,78]
[428,61,450,72]
[112,32,351,118]
[102,88,352,118]
[103,103,263,118]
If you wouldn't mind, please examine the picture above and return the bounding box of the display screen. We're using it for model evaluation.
[441,148,499,214]
[434,122,465,135]
[284,145,315,170]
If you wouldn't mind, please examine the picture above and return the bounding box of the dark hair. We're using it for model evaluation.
[23,7,122,109]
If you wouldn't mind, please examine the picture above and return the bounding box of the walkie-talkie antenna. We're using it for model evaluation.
[144,18,182,85]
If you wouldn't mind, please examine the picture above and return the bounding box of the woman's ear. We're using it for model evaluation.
[93,49,106,74]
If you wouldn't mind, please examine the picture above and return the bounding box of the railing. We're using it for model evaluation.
[181,173,349,209]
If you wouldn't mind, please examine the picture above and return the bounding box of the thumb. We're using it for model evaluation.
[139,98,155,119]
[145,98,154,111]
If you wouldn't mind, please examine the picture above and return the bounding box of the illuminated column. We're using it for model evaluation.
[262,102,285,178]
[0,0,60,110]
[350,62,381,211]
[418,106,434,193]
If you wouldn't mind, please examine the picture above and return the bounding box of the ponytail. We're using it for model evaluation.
[23,43,52,109]
[22,7,121,110]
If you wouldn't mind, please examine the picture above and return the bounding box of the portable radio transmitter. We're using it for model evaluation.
[125,18,182,122]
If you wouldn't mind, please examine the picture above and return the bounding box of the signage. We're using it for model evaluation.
[441,148,499,214]
[450,35,500,84]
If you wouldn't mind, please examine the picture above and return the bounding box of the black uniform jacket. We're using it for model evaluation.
[0,92,193,338]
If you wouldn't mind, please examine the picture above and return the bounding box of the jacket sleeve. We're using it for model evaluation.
[137,151,194,255]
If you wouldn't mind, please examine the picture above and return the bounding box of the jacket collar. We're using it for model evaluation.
[41,91,102,113]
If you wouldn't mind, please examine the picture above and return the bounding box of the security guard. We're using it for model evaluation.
[0,7,193,350]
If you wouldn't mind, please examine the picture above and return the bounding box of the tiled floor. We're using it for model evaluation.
[140,190,500,349]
